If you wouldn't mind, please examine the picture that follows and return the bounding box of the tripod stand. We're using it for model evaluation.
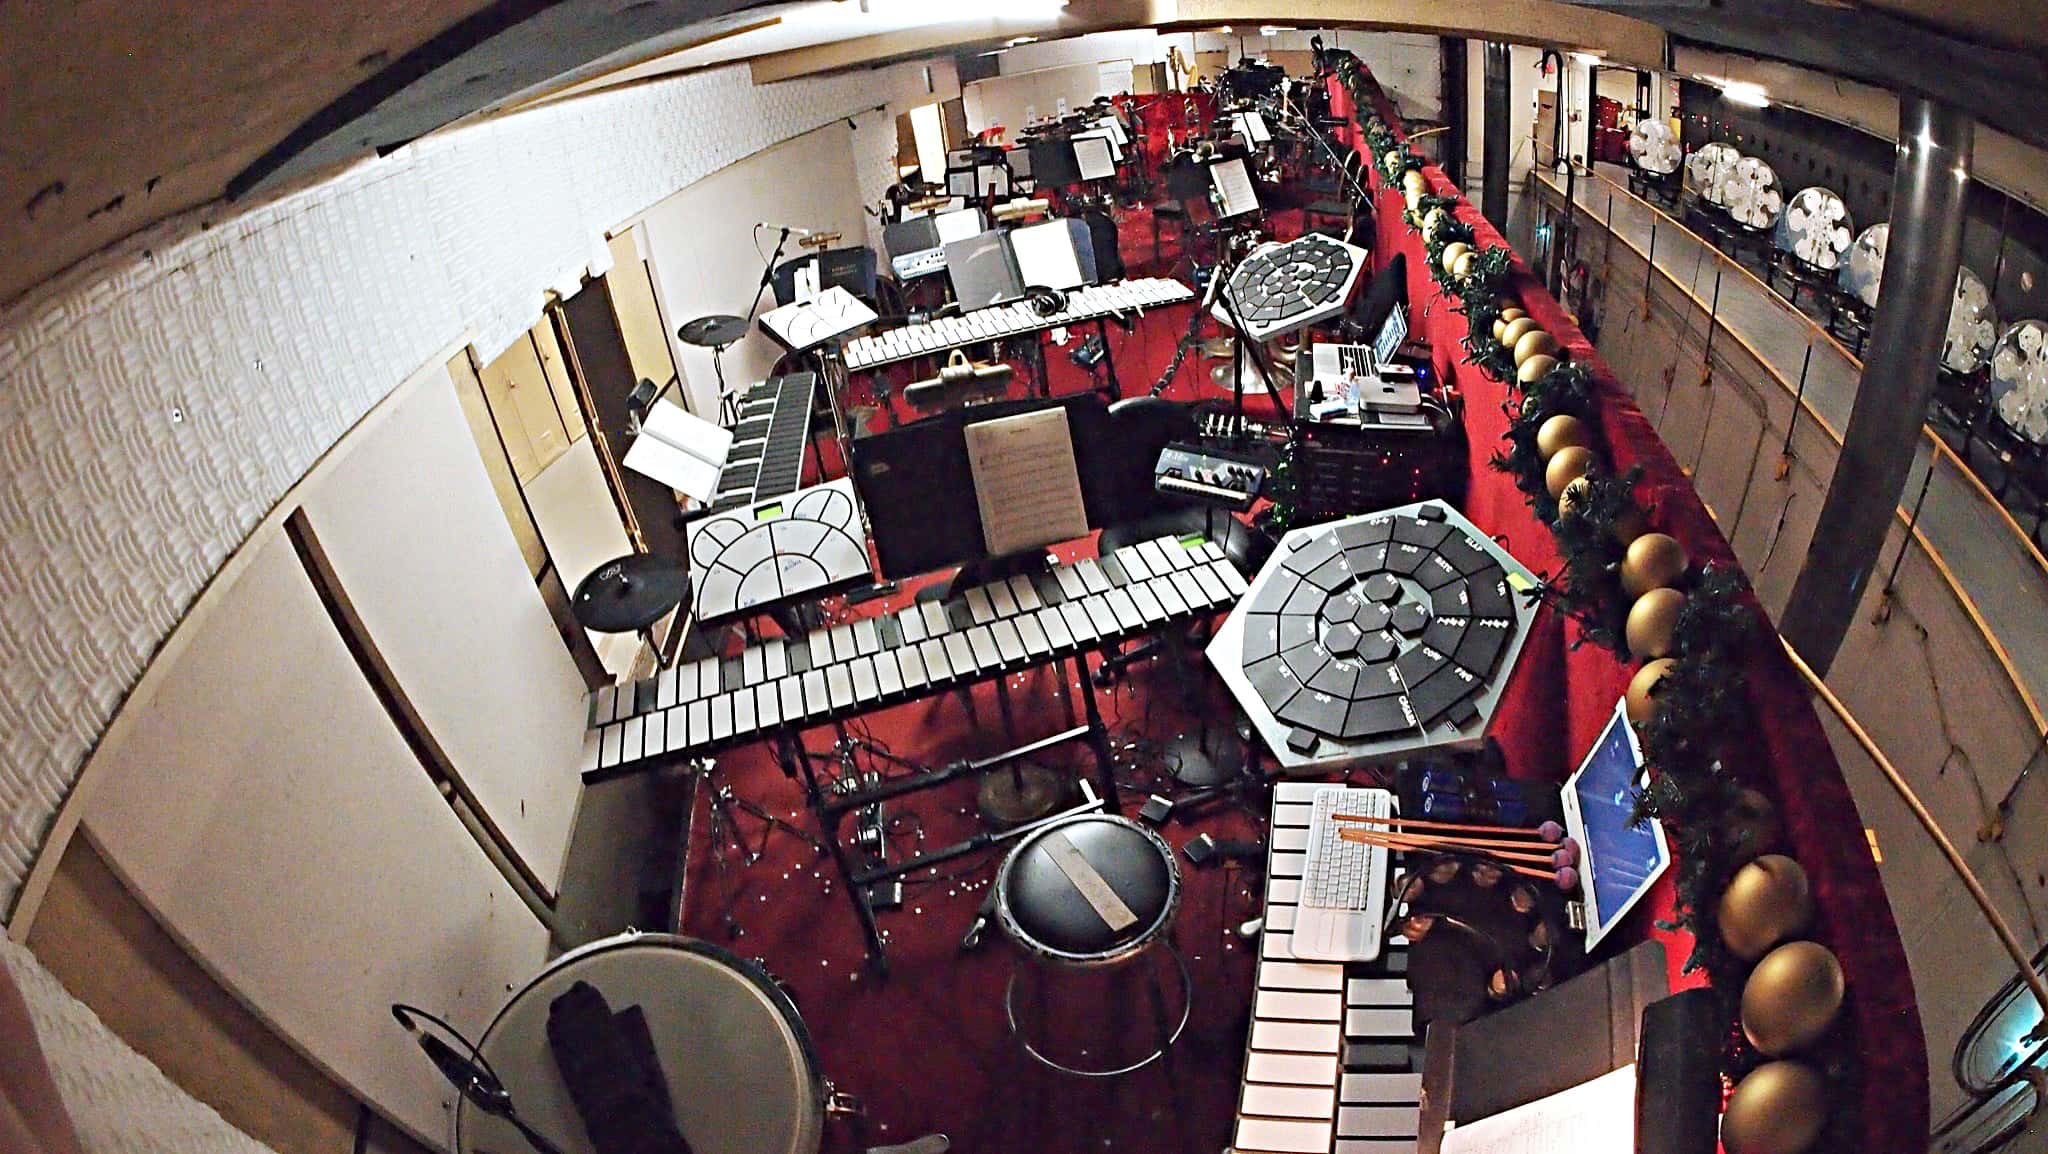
[690,756,826,938]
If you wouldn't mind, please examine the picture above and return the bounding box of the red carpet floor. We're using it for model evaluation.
[675,203,1350,1153]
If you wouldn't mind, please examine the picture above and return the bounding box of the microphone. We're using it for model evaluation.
[392,1004,567,1154]
[391,1005,512,1115]
[758,221,816,237]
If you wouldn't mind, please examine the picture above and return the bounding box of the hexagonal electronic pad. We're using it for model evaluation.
[1207,500,1538,771]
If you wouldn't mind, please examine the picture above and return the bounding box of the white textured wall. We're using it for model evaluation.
[0,55,930,1145]
[1,936,277,1153]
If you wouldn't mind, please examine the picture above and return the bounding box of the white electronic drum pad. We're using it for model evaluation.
[1838,222,1888,308]
[1628,120,1681,176]
[1945,265,2001,374]
[1222,233,1370,342]
[686,477,873,622]
[1207,500,1538,772]
[1990,320,2048,447]
[1718,156,1783,229]
[1685,143,1740,206]
[1775,187,1854,271]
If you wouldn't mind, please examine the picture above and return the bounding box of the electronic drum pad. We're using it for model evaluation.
[1207,501,1537,772]
[686,477,872,623]
[1222,233,1368,342]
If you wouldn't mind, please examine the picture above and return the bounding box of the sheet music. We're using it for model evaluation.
[1440,1064,1636,1154]
[622,399,731,501]
[1212,157,1260,218]
[963,408,1090,557]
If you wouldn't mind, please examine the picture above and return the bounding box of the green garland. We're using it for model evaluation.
[1327,47,1863,1147]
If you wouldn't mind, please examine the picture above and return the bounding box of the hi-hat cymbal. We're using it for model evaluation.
[572,553,690,633]
[677,314,748,348]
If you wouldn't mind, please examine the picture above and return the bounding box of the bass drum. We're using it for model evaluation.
[457,933,825,1154]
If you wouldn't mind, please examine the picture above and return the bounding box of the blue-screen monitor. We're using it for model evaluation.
[1560,699,1671,951]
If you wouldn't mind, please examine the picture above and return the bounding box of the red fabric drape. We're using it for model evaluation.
[1334,68,1927,1144]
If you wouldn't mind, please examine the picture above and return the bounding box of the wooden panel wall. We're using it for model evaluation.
[294,373,589,895]
[80,527,550,1145]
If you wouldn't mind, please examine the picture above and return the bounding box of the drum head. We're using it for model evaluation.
[459,935,823,1154]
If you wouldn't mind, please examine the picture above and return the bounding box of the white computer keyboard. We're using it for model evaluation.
[1292,785,1393,961]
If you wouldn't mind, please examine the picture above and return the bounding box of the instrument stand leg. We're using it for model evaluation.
[786,730,891,970]
[695,756,825,938]
[1070,652,1122,813]
[1094,318,1124,400]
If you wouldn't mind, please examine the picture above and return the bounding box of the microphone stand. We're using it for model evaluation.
[745,225,799,328]
[392,1004,566,1154]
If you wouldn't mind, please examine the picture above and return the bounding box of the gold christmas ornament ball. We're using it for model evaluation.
[1625,587,1686,661]
[1404,187,1424,214]
[1514,329,1560,365]
[1719,855,1815,961]
[1624,658,1679,724]
[1500,316,1539,349]
[1723,787,1783,863]
[1402,168,1428,197]
[1517,354,1559,384]
[1743,941,1846,1056]
[1535,414,1593,461]
[1423,207,1449,239]
[1439,242,1471,274]
[1545,445,1598,498]
[1452,250,1479,279]
[1719,1061,1828,1154]
[1620,532,1689,597]
[1558,476,1593,519]
[1499,306,1527,326]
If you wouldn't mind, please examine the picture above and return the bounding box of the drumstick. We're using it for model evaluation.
[1329,813,1553,841]
[1338,827,1557,865]
[1344,829,1561,881]
[1336,827,1559,854]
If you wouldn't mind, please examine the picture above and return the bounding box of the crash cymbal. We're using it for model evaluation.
[677,314,748,348]
[571,553,690,633]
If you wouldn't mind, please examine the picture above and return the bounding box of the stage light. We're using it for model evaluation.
[1722,82,1770,108]
[1570,51,1605,65]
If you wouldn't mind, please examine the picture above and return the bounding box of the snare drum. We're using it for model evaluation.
[457,933,825,1154]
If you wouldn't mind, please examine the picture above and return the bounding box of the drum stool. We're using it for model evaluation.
[992,814,1191,1078]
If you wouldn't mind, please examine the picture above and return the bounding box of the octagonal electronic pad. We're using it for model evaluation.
[1207,500,1537,772]
[1221,234,1369,343]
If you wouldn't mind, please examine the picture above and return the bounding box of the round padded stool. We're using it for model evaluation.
[993,814,1191,1077]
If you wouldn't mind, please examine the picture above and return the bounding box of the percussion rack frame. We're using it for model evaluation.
[770,650,1125,972]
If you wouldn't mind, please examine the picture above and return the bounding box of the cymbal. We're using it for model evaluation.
[572,553,690,633]
[677,314,748,348]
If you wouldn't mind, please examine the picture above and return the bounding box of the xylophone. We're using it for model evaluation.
[1233,780,1423,1154]
[580,533,1248,781]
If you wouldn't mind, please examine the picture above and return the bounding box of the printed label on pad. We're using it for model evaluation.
[1045,832,1139,931]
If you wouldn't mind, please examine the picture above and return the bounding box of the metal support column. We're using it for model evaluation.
[1442,38,1469,191]
[1482,42,1511,230]
[1781,96,1973,672]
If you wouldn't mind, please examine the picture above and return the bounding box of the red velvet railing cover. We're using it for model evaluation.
[1331,67,1927,1143]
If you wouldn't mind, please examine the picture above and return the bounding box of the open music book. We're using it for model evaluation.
[622,399,730,502]
[963,407,1089,558]
[1441,1064,1637,1154]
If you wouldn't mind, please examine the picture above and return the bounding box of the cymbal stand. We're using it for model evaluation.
[690,756,825,937]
